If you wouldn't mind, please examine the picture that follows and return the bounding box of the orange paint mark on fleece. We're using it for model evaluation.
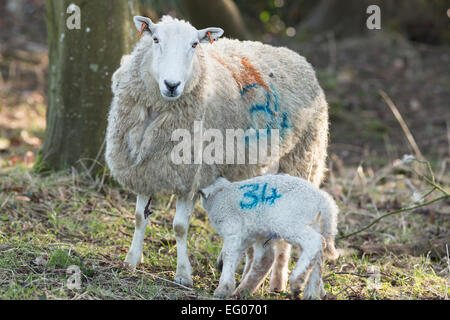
[211,54,270,93]
[240,58,270,93]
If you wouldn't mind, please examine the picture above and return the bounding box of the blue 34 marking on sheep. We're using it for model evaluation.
[238,183,282,210]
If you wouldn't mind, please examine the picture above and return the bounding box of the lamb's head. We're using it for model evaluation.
[133,15,224,101]
[199,177,230,209]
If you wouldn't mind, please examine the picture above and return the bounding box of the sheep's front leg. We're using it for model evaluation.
[125,195,151,269]
[214,237,243,298]
[173,196,195,287]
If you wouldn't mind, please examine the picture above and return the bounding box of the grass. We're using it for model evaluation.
[0,159,448,300]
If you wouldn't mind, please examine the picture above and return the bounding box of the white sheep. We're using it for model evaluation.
[200,175,339,299]
[105,15,329,290]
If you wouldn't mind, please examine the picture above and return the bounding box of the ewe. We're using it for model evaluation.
[200,175,339,299]
[106,15,329,290]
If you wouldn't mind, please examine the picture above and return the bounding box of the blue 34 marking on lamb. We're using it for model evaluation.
[239,182,282,210]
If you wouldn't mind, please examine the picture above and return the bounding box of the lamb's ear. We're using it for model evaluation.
[133,16,156,35]
[198,27,224,43]
[199,185,224,200]
[198,190,207,199]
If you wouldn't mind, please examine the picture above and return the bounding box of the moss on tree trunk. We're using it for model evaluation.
[36,0,139,173]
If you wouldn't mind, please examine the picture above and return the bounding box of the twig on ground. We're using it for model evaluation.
[339,155,449,241]
[134,269,194,292]
[337,194,448,240]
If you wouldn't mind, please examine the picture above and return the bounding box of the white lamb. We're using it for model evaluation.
[106,15,329,291]
[200,175,339,299]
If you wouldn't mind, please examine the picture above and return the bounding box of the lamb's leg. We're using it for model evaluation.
[234,240,274,297]
[287,230,323,299]
[214,237,243,298]
[269,239,291,292]
[217,246,249,274]
[302,255,325,300]
[242,246,254,278]
[124,195,151,269]
[173,196,195,287]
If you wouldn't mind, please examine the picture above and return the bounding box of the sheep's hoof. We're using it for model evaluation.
[124,252,143,270]
[123,259,140,270]
[174,275,193,287]
[122,262,133,269]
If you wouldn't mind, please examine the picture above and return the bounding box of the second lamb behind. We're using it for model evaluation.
[200,174,339,299]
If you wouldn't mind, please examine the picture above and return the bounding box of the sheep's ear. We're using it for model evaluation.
[198,27,224,43]
[133,16,156,36]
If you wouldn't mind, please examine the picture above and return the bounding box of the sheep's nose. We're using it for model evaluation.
[164,80,181,93]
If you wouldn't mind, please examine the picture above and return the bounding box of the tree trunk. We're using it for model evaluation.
[179,0,251,40]
[37,0,139,172]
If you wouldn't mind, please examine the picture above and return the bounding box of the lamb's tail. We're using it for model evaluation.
[318,191,340,261]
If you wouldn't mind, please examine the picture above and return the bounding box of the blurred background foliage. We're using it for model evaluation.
[139,0,450,45]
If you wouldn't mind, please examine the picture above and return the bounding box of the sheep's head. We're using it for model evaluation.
[134,16,224,101]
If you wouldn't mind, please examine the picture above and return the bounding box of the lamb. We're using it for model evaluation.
[200,175,339,299]
[105,15,329,291]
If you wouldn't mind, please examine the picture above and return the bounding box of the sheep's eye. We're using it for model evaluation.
[153,38,159,44]
[192,42,199,48]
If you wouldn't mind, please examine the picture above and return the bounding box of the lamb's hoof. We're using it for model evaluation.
[232,288,252,299]
[214,285,233,299]
[269,286,283,293]
[289,289,302,300]
[320,285,326,298]
[302,293,321,300]
[269,277,287,293]
[174,275,193,287]
[302,289,325,300]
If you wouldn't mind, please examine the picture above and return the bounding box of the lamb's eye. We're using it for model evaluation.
[192,42,199,48]
[153,38,159,44]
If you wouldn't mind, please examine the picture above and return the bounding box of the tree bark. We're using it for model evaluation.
[38,0,139,172]
[179,0,251,40]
